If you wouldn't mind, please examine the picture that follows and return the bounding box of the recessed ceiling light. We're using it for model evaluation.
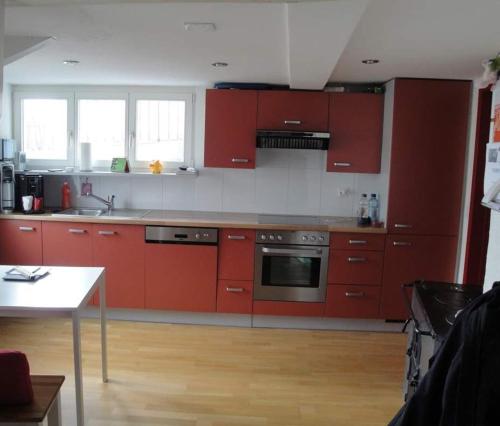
[63,59,80,65]
[362,59,380,65]
[212,62,228,68]
[184,22,216,32]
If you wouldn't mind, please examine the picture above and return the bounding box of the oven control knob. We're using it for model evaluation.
[260,234,267,240]
[318,236,325,242]
[269,234,275,241]
[276,235,283,241]
[310,236,316,241]
[203,233,209,238]
[195,233,201,239]
[302,236,309,241]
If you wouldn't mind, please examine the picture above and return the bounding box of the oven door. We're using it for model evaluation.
[253,244,329,302]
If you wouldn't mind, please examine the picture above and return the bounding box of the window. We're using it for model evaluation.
[135,100,185,162]
[77,99,127,163]
[21,98,69,161]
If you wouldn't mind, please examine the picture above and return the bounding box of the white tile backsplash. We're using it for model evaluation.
[43,143,389,218]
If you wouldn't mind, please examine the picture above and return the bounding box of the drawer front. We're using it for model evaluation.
[216,280,253,314]
[325,285,381,319]
[328,250,384,285]
[218,229,255,281]
[0,220,43,265]
[330,233,386,251]
[42,222,93,266]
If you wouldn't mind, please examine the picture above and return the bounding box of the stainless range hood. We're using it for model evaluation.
[256,130,330,150]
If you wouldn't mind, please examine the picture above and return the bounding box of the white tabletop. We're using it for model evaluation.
[0,266,105,311]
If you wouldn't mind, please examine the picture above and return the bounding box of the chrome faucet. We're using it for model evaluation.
[81,179,115,211]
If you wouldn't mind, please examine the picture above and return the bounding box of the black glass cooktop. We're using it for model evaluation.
[415,281,483,338]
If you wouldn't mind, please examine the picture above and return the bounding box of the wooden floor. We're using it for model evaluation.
[0,318,406,426]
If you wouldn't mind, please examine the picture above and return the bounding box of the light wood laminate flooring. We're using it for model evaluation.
[0,318,406,426]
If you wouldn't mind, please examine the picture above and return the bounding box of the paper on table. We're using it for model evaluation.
[3,266,50,282]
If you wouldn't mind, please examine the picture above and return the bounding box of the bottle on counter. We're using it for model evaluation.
[357,193,371,226]
[368,193,379,225]
[61,181,71,210]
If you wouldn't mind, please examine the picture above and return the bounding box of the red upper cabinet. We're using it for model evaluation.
[380,234,458,320]
[327,93,384,173]
[257,91,329,131]
[387,79,471,236]
[218,229,255,281]
[0,220,43,265]
[204,89,257,169]
[92,224,145,309]
[42,222,93,266]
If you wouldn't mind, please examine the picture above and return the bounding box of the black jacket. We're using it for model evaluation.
[389,283,500,426]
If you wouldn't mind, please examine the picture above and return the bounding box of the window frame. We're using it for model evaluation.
[14,90,75,168]
[129,92,193,169]
[75,91,129,169]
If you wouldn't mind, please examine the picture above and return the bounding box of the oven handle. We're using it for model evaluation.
[261,247,324,256]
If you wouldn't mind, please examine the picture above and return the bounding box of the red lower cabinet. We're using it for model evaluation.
[325,285,381,319]
[145,244,217,312]
[92,224,145,309]
[252,301,325,317]
[328,250,384,286]
[42,222,93,266]
[216,280,253,314]
[0,220,43,265]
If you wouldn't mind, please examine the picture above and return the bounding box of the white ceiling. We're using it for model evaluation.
[4,0,500,88]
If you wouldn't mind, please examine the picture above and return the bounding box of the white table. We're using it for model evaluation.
[0,266,107,426]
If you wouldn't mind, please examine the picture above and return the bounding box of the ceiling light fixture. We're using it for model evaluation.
[63,59,80,65]
[362,59,380,65]
[212,62,228,68]
[184,22,216,32]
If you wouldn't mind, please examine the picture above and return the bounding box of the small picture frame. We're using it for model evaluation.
[110,158,130,173]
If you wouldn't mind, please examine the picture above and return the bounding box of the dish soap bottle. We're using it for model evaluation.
[357,193,371,226]
[61,181,71,210]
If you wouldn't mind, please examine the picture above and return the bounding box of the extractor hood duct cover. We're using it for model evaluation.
[256,130,330,150]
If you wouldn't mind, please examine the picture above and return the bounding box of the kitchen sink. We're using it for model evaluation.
[52,208,104,217]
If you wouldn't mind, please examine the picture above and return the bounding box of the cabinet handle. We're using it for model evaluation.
[333,162,352,167]
[394,223,412,229]
[348,257,367,263]
[284,120,302,125]
[345,291,365,298]
[349,239,367,245]
[68,228,86,234]
[393,241,412,247]
[232,158,249,163]
[18,226,35,232]
[98,230,116,236]
[226,287,244,293]
[228,235,246,240]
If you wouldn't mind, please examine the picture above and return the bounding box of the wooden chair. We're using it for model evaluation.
[0,375,64,426]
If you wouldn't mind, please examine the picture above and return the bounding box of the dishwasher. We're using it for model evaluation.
[144,226,218,312]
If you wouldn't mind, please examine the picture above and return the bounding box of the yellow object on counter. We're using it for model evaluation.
[149,160,163,174]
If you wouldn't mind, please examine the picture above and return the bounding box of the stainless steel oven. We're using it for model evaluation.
[253,230,329,303]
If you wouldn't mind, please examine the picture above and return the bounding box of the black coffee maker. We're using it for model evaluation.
[15,174,44,213]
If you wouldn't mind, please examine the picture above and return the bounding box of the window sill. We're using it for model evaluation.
[15,168,199,177]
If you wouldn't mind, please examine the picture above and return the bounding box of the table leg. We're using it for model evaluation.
[72,311,84,426]
[100,275,108,383]
[47,391,62,426]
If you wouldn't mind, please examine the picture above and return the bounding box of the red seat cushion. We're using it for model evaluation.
[0,350,34,405]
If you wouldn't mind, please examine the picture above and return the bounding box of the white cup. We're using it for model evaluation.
[22,195,33,212]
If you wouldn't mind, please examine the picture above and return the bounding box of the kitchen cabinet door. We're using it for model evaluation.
[92,224,145,309]
[380,234,458,320]
[257,91,329,131]
[325,285,381,319]
[330,232,386,252]
[328,250,384,286]
[145,244,217,312]
[204,89,257,168]
[218,229,255,281]
[217,280,253,314]
[387,79,471,236]
[42,222,93,266]
[327,93,384,173]
[0,220,43,265]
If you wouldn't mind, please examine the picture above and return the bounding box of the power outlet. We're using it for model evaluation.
[337,188,351,197]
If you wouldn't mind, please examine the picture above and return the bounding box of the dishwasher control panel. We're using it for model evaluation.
[145,226,218,245]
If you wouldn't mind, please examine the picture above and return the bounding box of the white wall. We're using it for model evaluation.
[0,82,12,138]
